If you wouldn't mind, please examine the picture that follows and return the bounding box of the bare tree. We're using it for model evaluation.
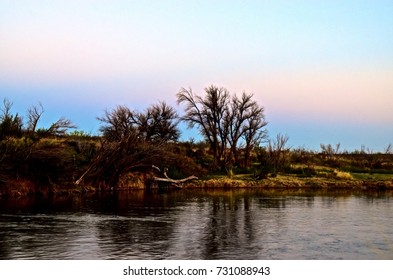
[47,117,77,136]
[177,85,230,168]
[228,92,267,166]
[0,98,13,121]
[320,143,341,156]
[320,143,341,167]
[267,133,290,174]
[75,132,166,187]
[97,105,136,141]
[384,144,392,154]
[79,102,181,187]
[98,102,180,143]
[0,98,23,139]
[137,101,180,142]
[177,86,267,169]
[243,113,268,167]
[26,102,44,134]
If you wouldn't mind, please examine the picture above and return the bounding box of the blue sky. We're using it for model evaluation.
[1,0,392,151]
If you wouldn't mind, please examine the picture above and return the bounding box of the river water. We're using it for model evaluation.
[1,188,393,259]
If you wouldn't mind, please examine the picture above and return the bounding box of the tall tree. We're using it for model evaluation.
[177,85,230,168]
[228,92,267,166]
[177,85,267,169]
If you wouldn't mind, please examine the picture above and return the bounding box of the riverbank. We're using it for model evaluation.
[182,174,393,191]
[0,179,96,198]
[2,173,393,198]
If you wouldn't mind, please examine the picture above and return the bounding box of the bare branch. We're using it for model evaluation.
[384,144,392,154]
[26,102,44,133]
[0,98,13,121]
[48,117,77,136]
[97,105,135,141]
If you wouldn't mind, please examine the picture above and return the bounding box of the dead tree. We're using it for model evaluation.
[151,165,198,188]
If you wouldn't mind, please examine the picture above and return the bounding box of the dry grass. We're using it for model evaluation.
[333,170,353,180]
[183,171,393,190]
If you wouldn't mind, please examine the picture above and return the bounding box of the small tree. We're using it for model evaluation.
[26,102,44,134]
[384,144,392,155]
[267,133,290,175]
[98,102,180,143]
[97,105,135,141]
[320,143,340,157]
[0,98,23,140]
[136,101,180,142]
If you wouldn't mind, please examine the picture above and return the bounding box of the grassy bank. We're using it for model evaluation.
[2,170,393,198]
[182,173,393,191]
[1,135,393,197]
[2,97,393,198]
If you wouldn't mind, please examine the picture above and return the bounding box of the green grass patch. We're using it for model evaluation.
[351,173,393,181]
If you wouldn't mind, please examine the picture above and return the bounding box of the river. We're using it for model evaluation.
[1,188,393,259]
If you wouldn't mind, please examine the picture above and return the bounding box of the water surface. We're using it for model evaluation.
[1,189,393,259]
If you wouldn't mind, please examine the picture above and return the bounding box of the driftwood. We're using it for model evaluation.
[154,175,198,184]
[152,165,198,188]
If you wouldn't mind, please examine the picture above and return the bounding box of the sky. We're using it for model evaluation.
[1,0,392,152]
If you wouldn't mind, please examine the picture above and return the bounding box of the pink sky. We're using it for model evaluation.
[1,0,392,151]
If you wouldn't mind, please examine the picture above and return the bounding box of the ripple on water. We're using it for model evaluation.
[1,191,393,259]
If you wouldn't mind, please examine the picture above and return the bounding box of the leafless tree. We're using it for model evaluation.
[137,101,180,142]
[80,102,180,187]
[47,117,77,136]
[75,131,168,187]
[243,114,268,167]
[384,144,392,154]
[320,143,341,156]
[177,85,230,168]
[98,102,180,143]
[177,86,267,169]
[0,98,23,139]
[97,105,136,141]
[0,98,13,121]
[26,102,44,134]
[267,133,290,173]
[228,92,267,166]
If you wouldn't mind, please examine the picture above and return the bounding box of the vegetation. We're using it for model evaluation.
[177,86,267,170]
[1,89,393,197]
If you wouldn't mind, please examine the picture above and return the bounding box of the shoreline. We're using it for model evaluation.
[182,175,393,191]
[1,174,393,198]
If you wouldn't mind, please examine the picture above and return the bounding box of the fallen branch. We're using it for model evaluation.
[152,165,198,188]
[154,175,198,184]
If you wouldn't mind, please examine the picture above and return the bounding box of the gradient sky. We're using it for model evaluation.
[1,0,392,151]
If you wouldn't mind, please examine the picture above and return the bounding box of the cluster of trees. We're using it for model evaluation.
[0,85,269,190]
[77,86,268,186]
[75,102,183,187]
[178,85,267,169]
[0,98,93,190]
[0,99,76,140]
[4,85,390,195]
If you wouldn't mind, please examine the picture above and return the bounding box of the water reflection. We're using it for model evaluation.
[1,189,393,259]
